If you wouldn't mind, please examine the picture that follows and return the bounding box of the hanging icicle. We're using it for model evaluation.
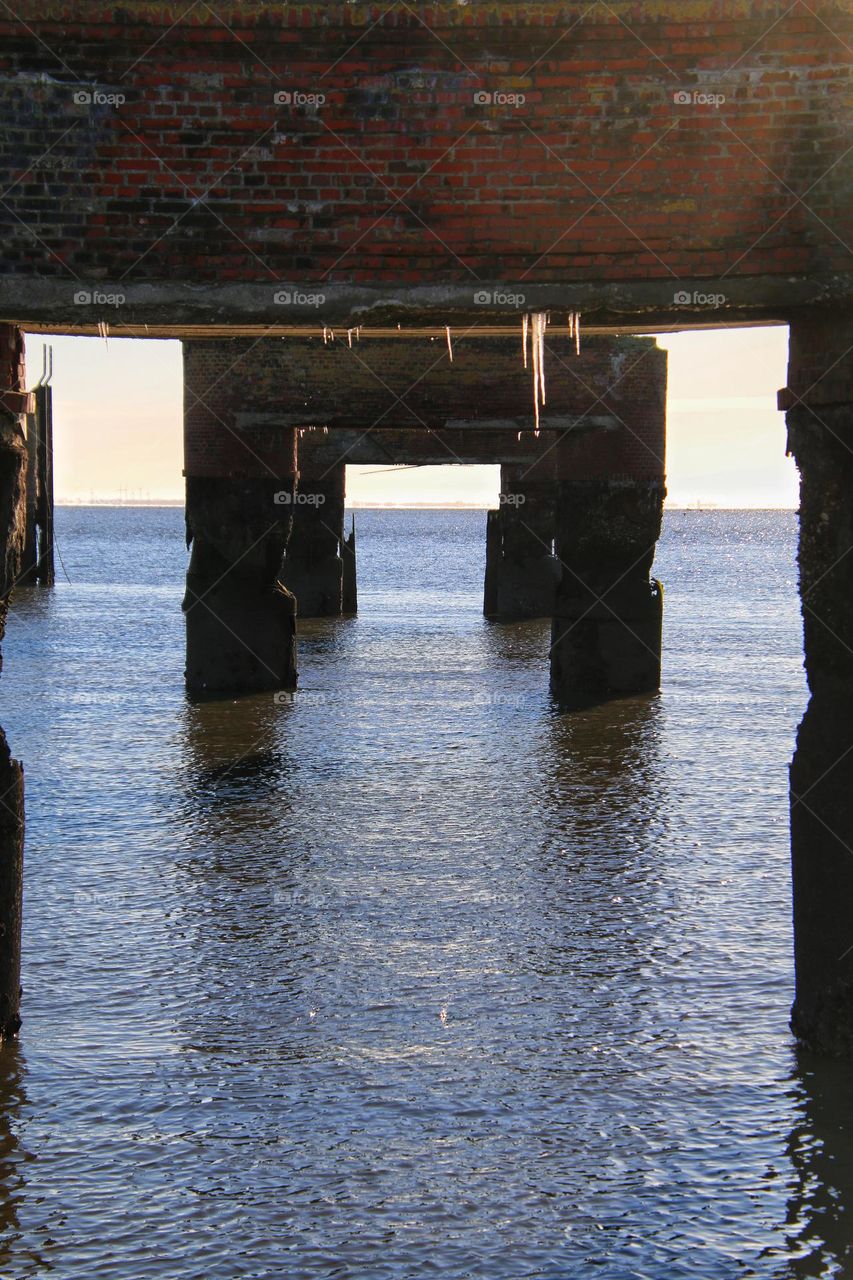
[323,325,329,345]
[574,311,581,355]
[522,313,529,370]
[528,311,548,435]
[347,329,353,348]
[446,325,454,363]
[531,316,540,434]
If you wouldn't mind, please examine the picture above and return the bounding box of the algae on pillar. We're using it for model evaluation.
[182,341,299,694]
[783,312,853,1056]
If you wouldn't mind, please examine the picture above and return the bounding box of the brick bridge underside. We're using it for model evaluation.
[0,2,851,1055]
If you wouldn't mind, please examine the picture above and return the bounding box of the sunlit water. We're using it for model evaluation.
[0,506,850,1279]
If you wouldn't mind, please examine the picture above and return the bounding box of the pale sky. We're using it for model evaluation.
[28,325,795,508]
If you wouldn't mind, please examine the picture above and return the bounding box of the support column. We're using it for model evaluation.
[783,312,853,1056]
[19,375,53,587]
[483,465,560,620]
[550,340,667,707]
[280,462,346,617]
[342,515,357,615]
[0,324,30,1036]
[182,341,299,694]
[550,481,664,706]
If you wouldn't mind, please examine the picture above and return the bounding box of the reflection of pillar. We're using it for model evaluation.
[550,340,667,707]
[783,313,853,1056]
[483,465,560,619]
[280,463,345,617]
[182,341,298,694]
[786,1049,853,1269]
[0,324,29,1036]
[342,515,357,615]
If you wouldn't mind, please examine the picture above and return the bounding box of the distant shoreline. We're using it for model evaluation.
[54,501,797,512]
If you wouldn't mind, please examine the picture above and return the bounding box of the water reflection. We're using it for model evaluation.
[0,1041,38,1275]
[781,1049,853,1277]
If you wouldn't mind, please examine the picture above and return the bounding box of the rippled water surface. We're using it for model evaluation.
[1,506,851,1279]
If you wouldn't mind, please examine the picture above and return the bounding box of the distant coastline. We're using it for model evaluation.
[55,500,797,511]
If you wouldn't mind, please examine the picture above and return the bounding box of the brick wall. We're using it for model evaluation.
[0,1,849,304]
[184,332,665,481]
[183,342,298,477]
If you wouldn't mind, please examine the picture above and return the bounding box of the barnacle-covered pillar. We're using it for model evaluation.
[550,337,667,707]
[483,463,559,619]
[182,341,298,693]
[280,461,346,617]
[784,312,853,1056]
[0,324,29,1035]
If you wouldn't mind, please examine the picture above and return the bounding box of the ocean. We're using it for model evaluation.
[0,505,848,1279]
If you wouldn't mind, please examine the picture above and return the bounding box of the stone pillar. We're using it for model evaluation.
[550,340,667,707]
[0,324,29,1036]
[783,312,853,1056]
[342,514,357,615]
[280,462,346,617]
[182,341,299,694]
[483,465,560,620]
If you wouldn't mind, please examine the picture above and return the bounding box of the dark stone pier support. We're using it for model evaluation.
[783,313,853,1056]
[550,480,664,707]
[549,339,667,707]
[483,466,560,619]
[0,324,29,1036]
[182,341,299,694]
[342,515,357,615]
[280,462,346,617]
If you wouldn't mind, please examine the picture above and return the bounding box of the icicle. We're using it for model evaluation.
[527,312,549,436]
[568,312,574,341]
[347,329,353,348]
[522,313,529,370]
[574,311,581,355]
[446,325,453,363]
[537,312,547,406]
[531,315,540,435]
[323,325,329,345]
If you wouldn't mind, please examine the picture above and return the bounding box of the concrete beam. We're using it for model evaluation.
[4,276,851,334]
